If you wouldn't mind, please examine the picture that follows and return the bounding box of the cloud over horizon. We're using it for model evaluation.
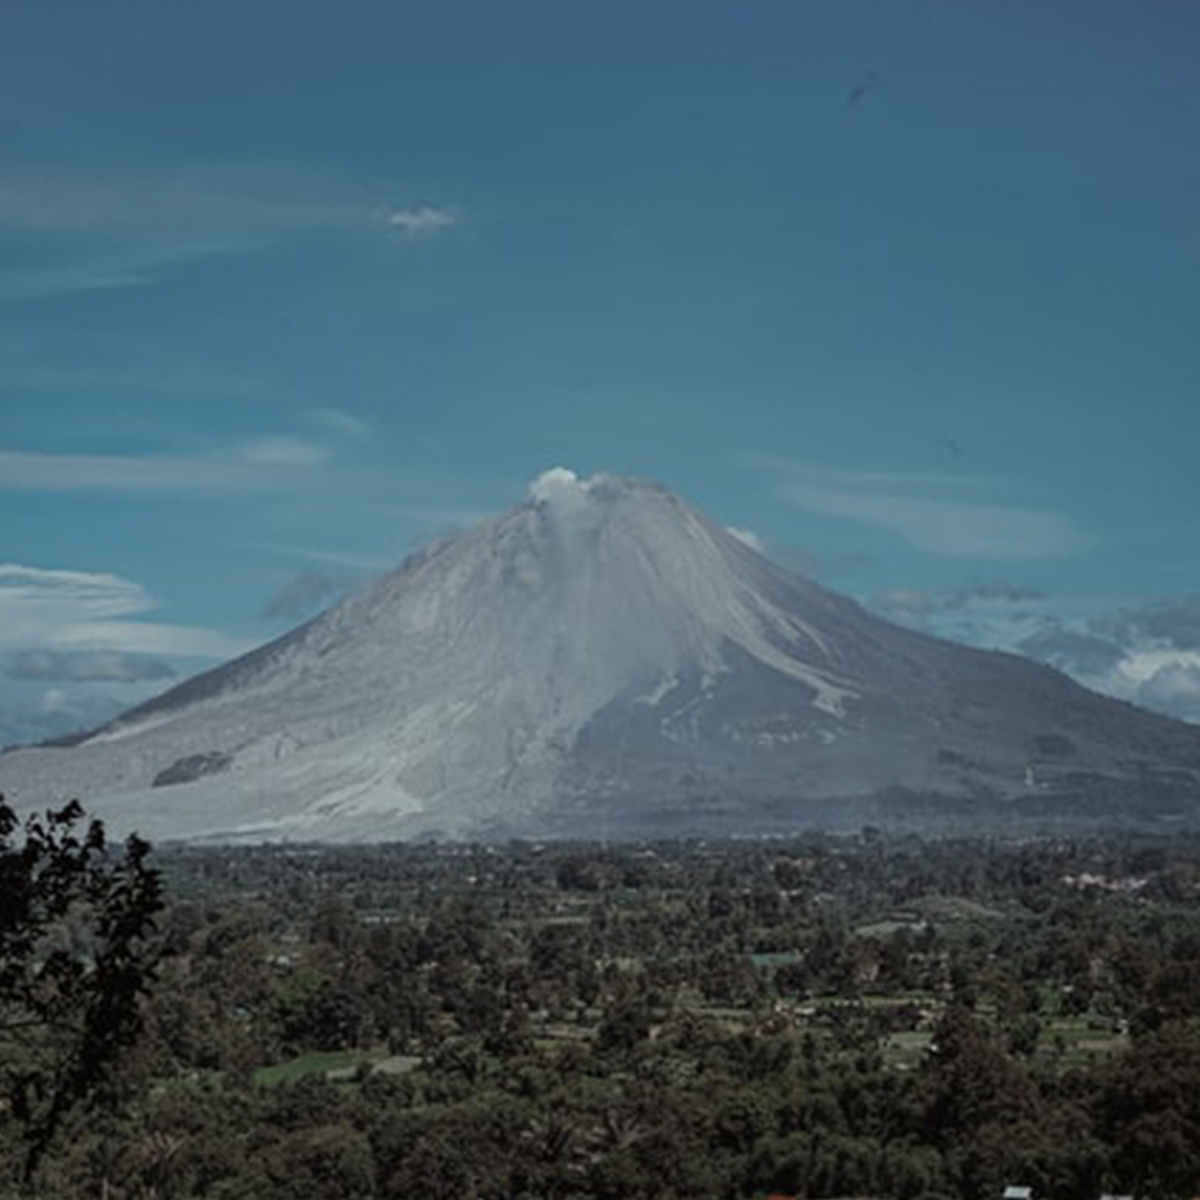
[0,562,252,748]
[869,578,1200,726]
[0,563,250,660]
[6,648,177,683]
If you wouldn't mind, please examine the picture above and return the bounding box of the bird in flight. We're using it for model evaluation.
[845,71,882,108]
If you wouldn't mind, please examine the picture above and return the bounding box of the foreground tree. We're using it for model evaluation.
[0,796,162,1188]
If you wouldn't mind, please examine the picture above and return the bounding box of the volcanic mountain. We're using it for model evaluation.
[4,469,1200,841]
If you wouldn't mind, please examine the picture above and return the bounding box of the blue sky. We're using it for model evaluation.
[4,0,1200,745]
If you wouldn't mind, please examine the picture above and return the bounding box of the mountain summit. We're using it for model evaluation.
[4,470,1200,841]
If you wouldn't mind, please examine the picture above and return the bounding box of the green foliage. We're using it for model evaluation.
[8,827,1200,1198]
[0,795,162,1187]
[1094,1019,1200,1199]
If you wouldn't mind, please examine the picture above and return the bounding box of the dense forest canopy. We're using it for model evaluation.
[3,815,1200,1199]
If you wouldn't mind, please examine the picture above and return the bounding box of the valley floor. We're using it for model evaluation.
[5,829,1200,1199]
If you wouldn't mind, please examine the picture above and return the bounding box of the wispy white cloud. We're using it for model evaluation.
[1018,624,1127,676]
[1083,597,1200,723]
[0,362,289,401]
[48,619,248,658]
[1060,643,1200,725]
[753,456,1091,560]
[0,564,149,625]
[0,236,257,303]
[0,435,339,493]
[307,407,370,439]
[0,564,249,660]
[1100,595,1200,651]
[386,205,459,238]
[0,161,457,242]
[871,580,1062,652]
[0,448,226,491]
[0,262,149,302]
[1138,661,1200,722]
[236,435,332,467]
[0,161,461,297]
[871,580,1047,626]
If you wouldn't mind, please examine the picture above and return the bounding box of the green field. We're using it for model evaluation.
[252,1048,383,1086]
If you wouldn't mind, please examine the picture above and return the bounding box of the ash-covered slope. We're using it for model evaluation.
[4,470,1200,841]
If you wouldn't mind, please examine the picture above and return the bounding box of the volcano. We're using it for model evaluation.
[3,469,1200,841]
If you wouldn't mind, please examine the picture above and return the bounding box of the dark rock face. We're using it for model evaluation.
[152,752,231,788]
[3,470,1200,841]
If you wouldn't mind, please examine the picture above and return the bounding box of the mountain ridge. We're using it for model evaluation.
[4,469,1199,841]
